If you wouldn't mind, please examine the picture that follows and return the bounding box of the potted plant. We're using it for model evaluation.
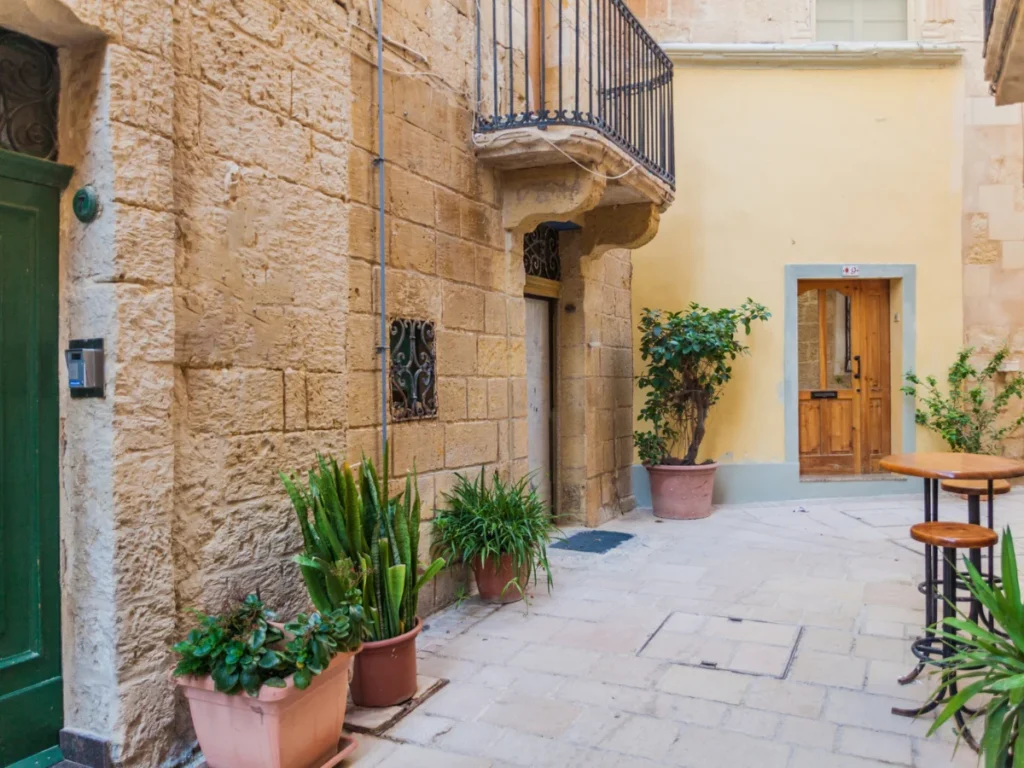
[902,346,1024,454]
[634,300,770,519]
[172,592,365,768]
[281,449,445,708]
[432,469,558,603]
[927,528,1023,763]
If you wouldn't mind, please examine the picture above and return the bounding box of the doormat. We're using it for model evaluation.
[345,676,447,736]
[552,530,634,554]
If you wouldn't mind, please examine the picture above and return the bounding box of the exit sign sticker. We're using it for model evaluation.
[842,265,860,277]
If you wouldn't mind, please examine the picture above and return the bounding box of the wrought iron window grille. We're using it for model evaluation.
[0,27,59,161]
[389,318,438,422]
[524,224,560,280]
[475,0,675,186]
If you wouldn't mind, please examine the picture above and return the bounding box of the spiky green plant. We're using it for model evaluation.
[927,528,1024,764]
[432,469,559,598]
[281,445,445,642]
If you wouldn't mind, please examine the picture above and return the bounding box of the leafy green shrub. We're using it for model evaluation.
[432,469,558,596]
[902,346,1024,454]
[927,528,1024,761]
[634,300,771,466]
[281,448,445,642]
[171,593,365,696]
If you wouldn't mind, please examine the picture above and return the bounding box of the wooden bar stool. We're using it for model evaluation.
[892,521,998,751]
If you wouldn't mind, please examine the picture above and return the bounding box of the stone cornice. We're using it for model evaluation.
[661,42,965,68]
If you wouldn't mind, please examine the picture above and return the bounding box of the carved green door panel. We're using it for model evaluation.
[0,149,70,768]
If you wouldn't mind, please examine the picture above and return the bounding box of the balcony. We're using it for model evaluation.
[984,0,1024,104]
[474,0,675,214]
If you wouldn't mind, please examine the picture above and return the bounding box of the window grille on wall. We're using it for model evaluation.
[816,0,908,41]
[523,224,560,281]
[0,28,59,161]
[389,318,438,422]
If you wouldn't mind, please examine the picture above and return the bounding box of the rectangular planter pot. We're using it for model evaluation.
[176,650,357,768]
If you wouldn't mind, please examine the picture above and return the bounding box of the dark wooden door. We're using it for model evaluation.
[0,149,69,767]
[798,279,891,476]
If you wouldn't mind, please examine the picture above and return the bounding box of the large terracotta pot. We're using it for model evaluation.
[647,463,717,520]
[176,650,358,768]
[350,618,422,708]
[472,553,528,603]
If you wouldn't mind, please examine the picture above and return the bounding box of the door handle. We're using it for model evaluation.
[853,355,861,381]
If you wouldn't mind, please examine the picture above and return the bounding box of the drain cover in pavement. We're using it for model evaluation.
[552,530,634,553]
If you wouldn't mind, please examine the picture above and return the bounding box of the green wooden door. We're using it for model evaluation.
[0,150,71,768]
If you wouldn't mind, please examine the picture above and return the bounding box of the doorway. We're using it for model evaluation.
[0,150,69,766]
[525,296,554,506]
[797,279,891,476]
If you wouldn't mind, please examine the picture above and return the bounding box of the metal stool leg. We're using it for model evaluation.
[901,478,934,686]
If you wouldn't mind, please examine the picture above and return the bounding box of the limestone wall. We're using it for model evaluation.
[1,0,640,763]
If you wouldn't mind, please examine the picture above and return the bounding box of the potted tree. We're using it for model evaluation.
[172,592,365,768]
[902,345,1024,454]
[634,300,770,520]
[432,469,558,603]
[281,448,445,708]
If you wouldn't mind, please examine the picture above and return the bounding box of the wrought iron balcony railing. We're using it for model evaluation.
[475,0,675,187]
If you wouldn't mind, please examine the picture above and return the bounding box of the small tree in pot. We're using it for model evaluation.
[634,300,770,519]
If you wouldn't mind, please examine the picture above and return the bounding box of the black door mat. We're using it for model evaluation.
[552,530,634,554]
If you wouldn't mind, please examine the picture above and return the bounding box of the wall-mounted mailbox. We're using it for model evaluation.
[65,339,104,398]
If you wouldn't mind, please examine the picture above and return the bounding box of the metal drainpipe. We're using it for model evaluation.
[375,0,388,460]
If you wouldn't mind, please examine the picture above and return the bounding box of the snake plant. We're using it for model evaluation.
[281,445,445,642]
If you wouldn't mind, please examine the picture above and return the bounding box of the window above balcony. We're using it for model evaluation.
[473,0,675,210]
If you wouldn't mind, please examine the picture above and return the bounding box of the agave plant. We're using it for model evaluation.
[280,445,445,642]
[927,528,1024,764]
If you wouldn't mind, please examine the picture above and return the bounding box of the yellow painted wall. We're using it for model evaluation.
[632,64,964,464]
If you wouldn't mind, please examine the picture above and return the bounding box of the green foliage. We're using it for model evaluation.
[926,529,1024,763]
[281,444,445,642]
[433,469,560,598]
[634,300,771,466]
[902,346,1024,454]
[171,593,365,696]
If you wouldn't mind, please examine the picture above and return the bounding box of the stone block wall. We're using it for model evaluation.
[3,0,647,763]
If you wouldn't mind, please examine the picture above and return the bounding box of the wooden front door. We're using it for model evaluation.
[0,150,69,767]
[798,279,891,476]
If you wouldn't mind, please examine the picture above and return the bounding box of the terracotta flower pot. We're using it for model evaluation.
[647,462,717,520]
[350,618,422,708]
[176,649,358,768]
[472,553,528,603]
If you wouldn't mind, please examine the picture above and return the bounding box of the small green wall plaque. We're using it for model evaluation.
[72,185,99,223]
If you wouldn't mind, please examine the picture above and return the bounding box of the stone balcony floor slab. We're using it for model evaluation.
[343,489,1024,767]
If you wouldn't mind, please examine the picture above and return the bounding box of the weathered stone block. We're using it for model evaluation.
[443,283,485,331]
[108,45,173,136]
[347,313,381,372]
[435,186,461,236]
[387,165,435,226]
[386,270,441,318]
[445,421,499,467]
[467,378,488,419]
[477,335,509,376]
[307,373,346,429]
[113,362,173,452]
[436,233,477,283]
[284,370,307,431]
[484,292,507,334]
[487,378,509,418]
[187,368,285,434]
[111,123,174,210]
[438,330,478,375]
[391,219,437,274]
[347,371,382,427]
[438,377,468,421]
[512,417,529,459]
[391,422,445,475]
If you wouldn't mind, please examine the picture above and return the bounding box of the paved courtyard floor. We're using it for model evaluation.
[344,489,1024,767]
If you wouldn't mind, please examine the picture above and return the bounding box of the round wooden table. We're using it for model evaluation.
[880,452,1024,741]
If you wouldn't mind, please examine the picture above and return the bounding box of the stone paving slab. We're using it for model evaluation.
[341,489,1024,766]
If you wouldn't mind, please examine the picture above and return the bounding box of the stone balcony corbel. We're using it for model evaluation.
[477,125,674,239]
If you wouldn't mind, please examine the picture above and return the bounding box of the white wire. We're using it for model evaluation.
[472,129,640,181]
